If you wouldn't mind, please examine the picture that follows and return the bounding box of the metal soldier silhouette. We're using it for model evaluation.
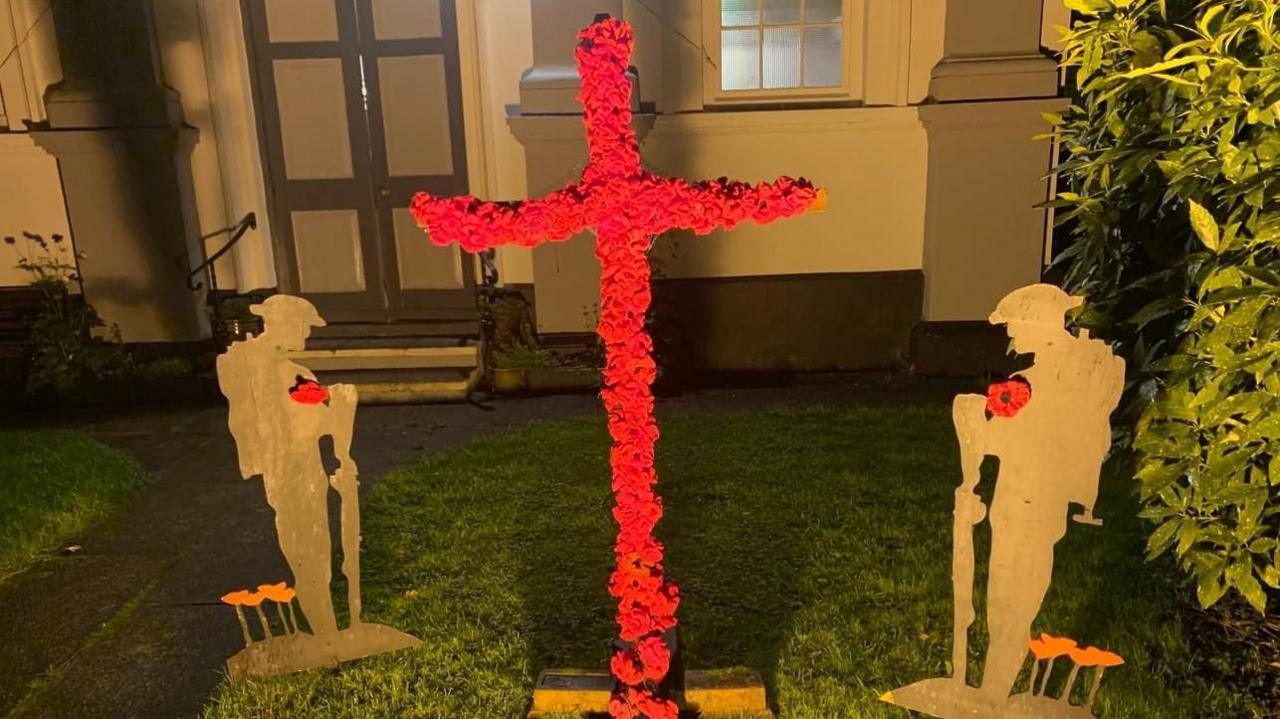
[216,295,418,679]
[885,284,1125,719]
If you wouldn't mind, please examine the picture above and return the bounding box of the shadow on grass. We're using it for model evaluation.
[500,405,963,711]
[497,406,825,696]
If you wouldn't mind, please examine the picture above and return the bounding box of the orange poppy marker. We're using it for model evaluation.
[238,590,275,639]
[1027,637,1052,660]
[258,582,299,634]
[1068,646,1125,710]
[221,590,255,645]
[1029,633,1078,696]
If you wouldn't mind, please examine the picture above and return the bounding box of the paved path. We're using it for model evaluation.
[0,374,966,718]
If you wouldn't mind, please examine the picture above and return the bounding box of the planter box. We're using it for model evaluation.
[491,368,527,394]
[525,367,600,394]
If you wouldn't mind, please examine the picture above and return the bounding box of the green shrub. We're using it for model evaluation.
[1052,0,1280,612]
[4,232,132,395]
[136,356,195,379]
[491,344,564,369]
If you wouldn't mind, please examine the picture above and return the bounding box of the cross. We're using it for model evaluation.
[411,16,824,719]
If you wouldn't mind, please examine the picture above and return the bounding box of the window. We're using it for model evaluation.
[718,0,845,93]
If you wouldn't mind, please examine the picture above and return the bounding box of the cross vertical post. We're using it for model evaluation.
[411,17,825,719]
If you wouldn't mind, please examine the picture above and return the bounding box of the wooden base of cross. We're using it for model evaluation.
[529,670,772,718]
[527,631,771,717]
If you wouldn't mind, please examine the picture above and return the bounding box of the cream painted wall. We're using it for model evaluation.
[907,0,946,103]
[0,0,69,289]
[192,0,276,292]
[0,134,74,287]
[1042,0,1072,52]
[154,0,237,290]
[644,107,928,278]
[0,0,61,129]
[623,0,663,110]
[920,98,1065,321]
[475,0,534,285]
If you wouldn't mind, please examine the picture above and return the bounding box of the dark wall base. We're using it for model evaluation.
[527,273,1024,379]
[910,321,1023,378]
[651,271,923,372]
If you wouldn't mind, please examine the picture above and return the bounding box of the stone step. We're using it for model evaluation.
[305,335,479,351]
[310,367,482,405]
[289,345,479,372]
[311,320,480,339]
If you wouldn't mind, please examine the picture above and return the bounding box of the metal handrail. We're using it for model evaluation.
[479,248,499,288]
[186,212,257,291]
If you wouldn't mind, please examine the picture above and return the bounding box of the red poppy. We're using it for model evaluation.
[289,377,329,405]
[986,378,1031,418]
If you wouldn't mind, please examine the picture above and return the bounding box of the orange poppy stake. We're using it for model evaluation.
[258,582,298,634]
[1030,633,1077,696]
[241,589,273,640]
[1085,644,1126,706]
[1060,645,1124,706]
[221,590,255,647]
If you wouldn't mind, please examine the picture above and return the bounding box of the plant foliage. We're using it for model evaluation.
[4,232,131,395]
[1052,0,1280,613]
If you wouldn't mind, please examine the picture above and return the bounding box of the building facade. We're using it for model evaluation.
[0,0,1070,373]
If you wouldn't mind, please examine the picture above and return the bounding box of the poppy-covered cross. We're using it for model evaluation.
[410,16,824,719]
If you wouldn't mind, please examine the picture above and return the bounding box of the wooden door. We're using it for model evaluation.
[244,0,474,323]
[356,0,475,321]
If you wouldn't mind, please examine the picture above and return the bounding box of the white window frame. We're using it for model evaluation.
[702,0,863,106]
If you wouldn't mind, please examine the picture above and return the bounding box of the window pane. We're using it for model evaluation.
[803,25,842,87]
[762,0,800,24]
[763,27,801,89]
[722,0,759,27]
[804,0,842,23]
[721,29,761,90]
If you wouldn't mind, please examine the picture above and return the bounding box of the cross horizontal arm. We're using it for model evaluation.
[409,185,596,253]
[646,176,826,237]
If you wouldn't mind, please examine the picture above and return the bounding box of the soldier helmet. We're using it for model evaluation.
[248,295,327,328]
[988,284,1082,327]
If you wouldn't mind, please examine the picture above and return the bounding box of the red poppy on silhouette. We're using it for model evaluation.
[289,376,329,405]
[986,378,1031,418]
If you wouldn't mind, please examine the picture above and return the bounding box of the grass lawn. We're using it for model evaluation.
[203,405,1252,718]
[0,430,150,581]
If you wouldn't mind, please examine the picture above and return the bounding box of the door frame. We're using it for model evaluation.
[235,0,490,321]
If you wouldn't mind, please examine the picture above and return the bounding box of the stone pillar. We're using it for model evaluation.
[510,0,649,336]
[919,99,1062,322]
[518,0,632,114]
[912,0,1066,373]
[929,0,1057,102]
[32,0,206,343]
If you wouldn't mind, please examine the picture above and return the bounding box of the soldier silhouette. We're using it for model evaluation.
[885,284,1125,719]
[216,295,418,679]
